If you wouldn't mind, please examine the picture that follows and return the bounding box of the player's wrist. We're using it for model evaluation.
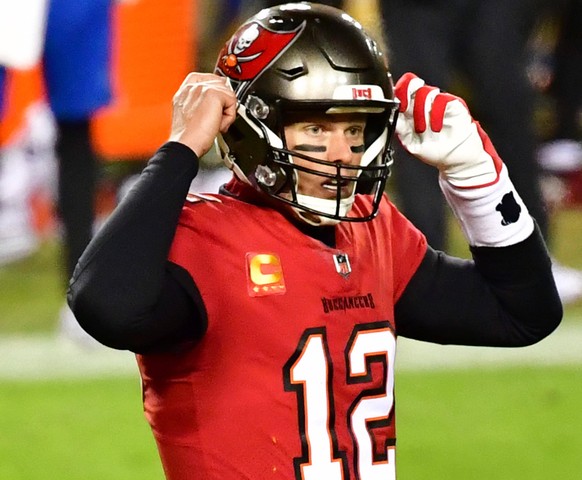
[440,165,534,247]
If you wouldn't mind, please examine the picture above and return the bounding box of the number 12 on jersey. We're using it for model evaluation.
[284,323,397,480]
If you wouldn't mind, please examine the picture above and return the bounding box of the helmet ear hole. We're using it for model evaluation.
[223,115,268,174]
[223,113,290,193]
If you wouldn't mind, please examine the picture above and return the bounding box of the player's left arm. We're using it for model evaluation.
[396,232,561,346]
[393,73,562,346]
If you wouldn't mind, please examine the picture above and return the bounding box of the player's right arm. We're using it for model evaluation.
[67,73,236,353]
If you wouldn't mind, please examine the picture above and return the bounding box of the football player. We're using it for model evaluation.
[68,3,562,479]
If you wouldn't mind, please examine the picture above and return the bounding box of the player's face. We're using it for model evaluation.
[283,112,367,201]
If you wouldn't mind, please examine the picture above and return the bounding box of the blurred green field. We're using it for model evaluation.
[0,378,164,480]
[1,207,582,479]
[0,366,581,479]
[396,366,582,479]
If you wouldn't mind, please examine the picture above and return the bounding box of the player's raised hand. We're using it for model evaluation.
[169,72,237,158]
[394,72,502,189]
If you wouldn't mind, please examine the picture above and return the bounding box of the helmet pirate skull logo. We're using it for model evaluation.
[223,24,263,74]
[216,21,303,84]
[233,24,260,54]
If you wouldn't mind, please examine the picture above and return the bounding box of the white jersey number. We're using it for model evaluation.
[284,323,396,480]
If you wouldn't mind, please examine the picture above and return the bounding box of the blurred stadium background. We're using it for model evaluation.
[1,0,582,478]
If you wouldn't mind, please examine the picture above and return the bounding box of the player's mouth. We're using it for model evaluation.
[321,179,353,198]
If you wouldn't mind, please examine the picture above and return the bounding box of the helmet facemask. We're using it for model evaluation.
[218,97,399,225]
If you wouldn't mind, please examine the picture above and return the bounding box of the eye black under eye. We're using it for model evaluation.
[293,144,327,152]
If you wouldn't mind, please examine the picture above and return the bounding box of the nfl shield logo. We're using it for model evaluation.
[333,253,351,278]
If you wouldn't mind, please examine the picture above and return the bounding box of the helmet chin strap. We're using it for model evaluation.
[215,134,252,185]
[294,208,340,226]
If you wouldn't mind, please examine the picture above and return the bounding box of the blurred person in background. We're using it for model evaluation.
[0,2,52,266]
[0,1,115,342]
[43,0,115,340]
[530,0,582,305]
[46,0,114,279]
[0,76,57,267]
[378,0,582,304]
[532,0,582,189]
[0,66,35,265]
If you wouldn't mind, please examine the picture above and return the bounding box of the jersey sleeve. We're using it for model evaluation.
[386,199,428,302]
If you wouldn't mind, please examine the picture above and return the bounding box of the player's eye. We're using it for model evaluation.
[304,125,323,136]
[346,125,364,138]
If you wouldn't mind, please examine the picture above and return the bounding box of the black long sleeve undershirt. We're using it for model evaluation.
[67,142,562,353]
[68,142,207,352]
[396,231,562,347]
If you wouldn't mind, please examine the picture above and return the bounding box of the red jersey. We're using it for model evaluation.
[136,187,426,480]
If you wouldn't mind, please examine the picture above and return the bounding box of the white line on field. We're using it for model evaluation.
[0,334,138,380]
[397,323,582,371]
[0,324,581,380]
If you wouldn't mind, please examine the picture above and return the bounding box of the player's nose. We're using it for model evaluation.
[327,132,354,164]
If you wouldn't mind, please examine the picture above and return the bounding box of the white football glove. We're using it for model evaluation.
[394,72,534,247]
[394,72,502,189]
